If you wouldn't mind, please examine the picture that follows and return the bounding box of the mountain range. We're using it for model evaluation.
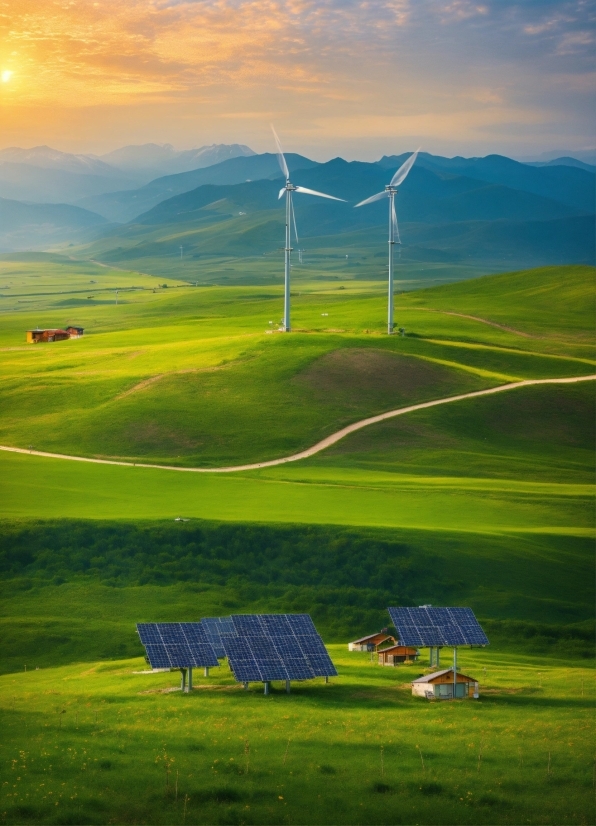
[0,143,255,205]
[0,143,593,271]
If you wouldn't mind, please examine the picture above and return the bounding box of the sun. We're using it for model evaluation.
[1,70,13,83]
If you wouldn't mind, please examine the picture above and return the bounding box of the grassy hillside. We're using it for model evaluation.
[403,264,595,340]
[1,262,593,634]
[1,649,593,826]
[0,259,593,824]
[0,261,593,466]
[0,517,593,674]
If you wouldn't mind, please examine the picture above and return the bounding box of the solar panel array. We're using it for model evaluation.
[388,607,489,647]
[201,617,235,658]
[137,623,220,669]
[224,614,337,683]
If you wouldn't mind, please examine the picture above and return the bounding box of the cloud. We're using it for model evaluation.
[0,0,593,155]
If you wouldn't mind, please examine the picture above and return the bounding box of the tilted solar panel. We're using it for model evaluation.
[286,614,318,635]
[248,636,289,681]
[224,635,263,683]
[233,615,263,635]
[201,617,234,658]
[225,614,337,684]
[387,607,489,647]
[268,634,315,680]
[137,623,219,669]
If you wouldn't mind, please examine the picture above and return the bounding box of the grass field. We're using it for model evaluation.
[1,256,594,824]
[0,259,593,466]
[0,648,594,826]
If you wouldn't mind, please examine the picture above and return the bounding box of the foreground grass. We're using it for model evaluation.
[0,648,594,826]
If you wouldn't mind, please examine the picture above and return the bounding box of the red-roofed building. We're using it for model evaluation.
[348,632,396,652]
[27,326,84,343]
[378,644,419,665]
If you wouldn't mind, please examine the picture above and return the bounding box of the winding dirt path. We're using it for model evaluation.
[1,374,594,474]
[407,307,536,337]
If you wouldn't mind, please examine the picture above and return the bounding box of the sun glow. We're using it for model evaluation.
[1,70,12,83]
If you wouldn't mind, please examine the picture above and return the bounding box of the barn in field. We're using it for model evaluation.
[412,669,479,700]
[378,644,419,665]
[348,632,395,652]
[27,326,84,343]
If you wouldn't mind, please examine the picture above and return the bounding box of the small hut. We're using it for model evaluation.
[412,669,479,700]
[26,328,70,343]
[348,632,396,652]
[378,644,419,665]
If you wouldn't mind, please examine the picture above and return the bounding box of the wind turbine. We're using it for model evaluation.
[355,149,419,334]
[271,126,344,332]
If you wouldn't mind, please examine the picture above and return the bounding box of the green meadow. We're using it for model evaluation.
[0,255,594,824]
[0,648,594,826]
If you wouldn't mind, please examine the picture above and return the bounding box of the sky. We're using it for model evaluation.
[0,0,594,160]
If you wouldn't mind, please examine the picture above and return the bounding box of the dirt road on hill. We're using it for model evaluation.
[1,374,594,474]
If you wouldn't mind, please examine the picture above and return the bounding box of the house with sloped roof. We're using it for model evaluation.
[412,669,479,700]
[348,632,395,652]
[378,644,419,665]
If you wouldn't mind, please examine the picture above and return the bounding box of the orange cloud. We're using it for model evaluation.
[0,0,365,107]
[0,0,592,157]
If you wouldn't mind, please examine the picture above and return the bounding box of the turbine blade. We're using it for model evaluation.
[390,147,420,187]
[392,199,401,244]
[294,185,345,201]
[291,198,299,244]
[271,124,290,180]
[354,190,387,207]
[278,187,286,200]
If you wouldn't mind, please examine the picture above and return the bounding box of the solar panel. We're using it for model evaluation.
[387,607,489,647]
[225,614,337,684]
[201,617,234,658]
[137,623,220,669]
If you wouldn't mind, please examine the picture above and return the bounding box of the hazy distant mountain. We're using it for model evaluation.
[0,145,142,204]
[99,143,255,176]
[0,163,142,206]
[526,157,596,172]
[0,142,257,206]
[0,145,117,176]
[1,144,591,268]
[519,149,596,165]
[0,196,108,252]
[78,153,317,222]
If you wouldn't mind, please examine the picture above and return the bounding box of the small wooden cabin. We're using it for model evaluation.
[348,633,396,652]
[27,327,83,343]
[378,644,419,665]
[412,669,479,700]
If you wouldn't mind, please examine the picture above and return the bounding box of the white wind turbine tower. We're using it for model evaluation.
[355,149,420,334]
[272,126,344,332]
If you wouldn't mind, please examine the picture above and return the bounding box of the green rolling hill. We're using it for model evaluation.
[0,258,594,826]
[0,259,593,633]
